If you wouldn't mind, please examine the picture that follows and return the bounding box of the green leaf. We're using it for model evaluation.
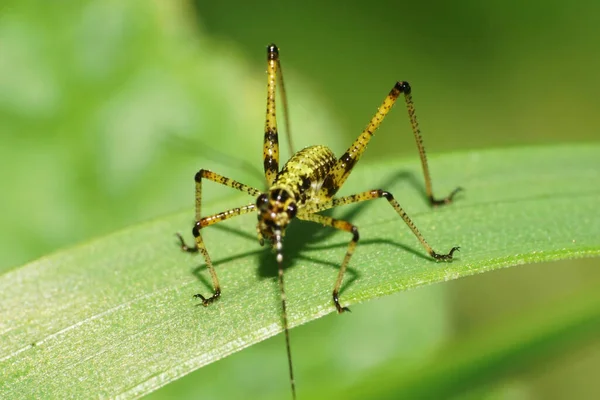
[1,144,599,398]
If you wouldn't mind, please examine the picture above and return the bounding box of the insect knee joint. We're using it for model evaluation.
[378,189,394,201]
[192,222,201,237]
[395,81,411,94]
[195,169,208,182]
[351,226,360,242]
[267,43,279,59]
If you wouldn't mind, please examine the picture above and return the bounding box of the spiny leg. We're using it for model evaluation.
[297,212,358,314]
[319,81,461,204]
[185,169,261,225]
[400,82,462,205]
[176,169,261,305]
[263,44,281,186]
[179,203,256,306]
[309,189,459,260]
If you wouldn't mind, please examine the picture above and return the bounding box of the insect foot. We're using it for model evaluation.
[193,290,221,307]
[333,290,351,314]
[431,246,460,261]
[430,186,464,206]
[175,233,199,253]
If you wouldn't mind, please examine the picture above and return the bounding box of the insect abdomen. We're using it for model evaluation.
[273,145,336,206]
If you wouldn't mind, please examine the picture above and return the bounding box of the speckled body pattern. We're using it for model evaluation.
[273,145,335,207]
[177,44,461,400]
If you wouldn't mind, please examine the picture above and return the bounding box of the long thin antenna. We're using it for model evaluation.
[276,58,295,158]
[275,233,296,400]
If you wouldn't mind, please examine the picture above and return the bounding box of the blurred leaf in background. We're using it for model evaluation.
[0,0,343,272]
[196,0,600,153]
[1,0,599,399]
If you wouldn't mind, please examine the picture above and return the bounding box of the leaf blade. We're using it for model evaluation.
[1,144,599,398]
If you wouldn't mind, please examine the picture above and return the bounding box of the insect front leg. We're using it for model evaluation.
[176,169,260,305]
[297,212,358,314]
[178,202,257,306]
[178,169,261,252]
[184,223,221,306]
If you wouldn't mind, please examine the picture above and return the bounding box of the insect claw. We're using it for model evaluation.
[333,291,351,313]
[335,304,351,314]
[193,290,221,306]
[176,233,198,253]
[447,186,464,202]
[431,246,460,261]
[192,293,209,305]
[175,232,184,246]
[431,186,464,206]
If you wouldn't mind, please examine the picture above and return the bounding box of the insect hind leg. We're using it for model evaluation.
[319,81,462,205]
[313,189,459,260]
[320,83,407,197]
[399,81,462,206]
[300,189,459,312]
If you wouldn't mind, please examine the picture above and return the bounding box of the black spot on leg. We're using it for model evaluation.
[264,129,278,144]
[340,152,357,174]
[264,157,278,174]
[351,226,359,242]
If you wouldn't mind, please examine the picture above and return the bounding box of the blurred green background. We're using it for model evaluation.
[1,0,599,398]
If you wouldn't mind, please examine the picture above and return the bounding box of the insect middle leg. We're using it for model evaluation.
[296,212,357,314]
[177,169,261,305]
[320,81,461,205]
[302,189,459,313]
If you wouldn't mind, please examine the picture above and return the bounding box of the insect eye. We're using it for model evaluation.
[256,193,269,209]
[287,203,297,218]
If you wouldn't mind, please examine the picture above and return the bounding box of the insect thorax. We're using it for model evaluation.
[272,145,336,207]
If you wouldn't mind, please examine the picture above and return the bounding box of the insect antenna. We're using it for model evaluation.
[275,232,296,400]
[275,49,295,158]
[166,134,265,184]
